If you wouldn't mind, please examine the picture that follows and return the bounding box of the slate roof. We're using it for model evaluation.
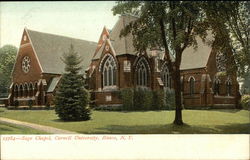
[109,15,138,56]
[47,76,61,93]
[180,34,214,70]
[108,15,213,70]
[27,29,97,74]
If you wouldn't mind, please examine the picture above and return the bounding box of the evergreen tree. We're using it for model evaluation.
[55,44,91,121]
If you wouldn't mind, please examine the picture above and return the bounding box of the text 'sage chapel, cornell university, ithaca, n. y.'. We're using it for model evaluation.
[8,15,241,109]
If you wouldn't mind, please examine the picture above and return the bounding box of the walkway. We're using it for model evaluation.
[0,117,77,134]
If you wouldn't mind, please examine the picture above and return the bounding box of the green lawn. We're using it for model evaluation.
[0,122,47,134]
[0,108,249,134]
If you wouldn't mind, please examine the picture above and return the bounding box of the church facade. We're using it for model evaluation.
[8,15,241,108]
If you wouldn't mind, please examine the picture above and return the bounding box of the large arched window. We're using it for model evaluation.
[136,57,150,86]
[214,77,220,95]
[226,77,232,96]
[161,63,171,88]
[102,54,117,87]
[189,77,195,95]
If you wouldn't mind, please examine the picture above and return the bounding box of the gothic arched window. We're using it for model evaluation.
[226,77,232,96]
[19,84,23,97]
[24,83,29,97]
[161,64,171,88]
[102,55,117,87]
[136,58,150,86]
[14,84,19,98]
[189,77,195,95]
[214,77,220,95]
[29,82,33,97]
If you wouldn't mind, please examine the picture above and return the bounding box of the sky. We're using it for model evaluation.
[0,1,119,47]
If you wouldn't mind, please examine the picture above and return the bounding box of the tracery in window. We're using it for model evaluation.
[161,63,171,88]
[102,54,117,87]
[136,57,150,86]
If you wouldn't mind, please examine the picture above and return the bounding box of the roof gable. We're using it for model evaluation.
[93,26,110,58]
[109,15,138,56]
[26,29,97,74]
[180,33,214,70]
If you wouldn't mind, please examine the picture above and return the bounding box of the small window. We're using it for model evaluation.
[189,77,195,95]
[106,95,112,101]
[23,35,27,41]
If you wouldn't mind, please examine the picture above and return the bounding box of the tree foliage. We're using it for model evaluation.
[0,45,17,95]
[113,1,207,125]
[112,1,249,125]
[202,1,250,77]
[55,44,91,121]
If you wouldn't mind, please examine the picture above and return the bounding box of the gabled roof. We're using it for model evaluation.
[109,15,138,56]
[180,34,214,70]
[47,76,61,93]
[26,29,97,74]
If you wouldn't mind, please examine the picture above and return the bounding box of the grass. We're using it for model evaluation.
[0,108,249,134]
[0,122,47,134]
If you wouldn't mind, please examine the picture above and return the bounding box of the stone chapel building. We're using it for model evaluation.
[8,15,241,108]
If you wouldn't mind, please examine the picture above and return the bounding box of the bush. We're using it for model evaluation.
[94,105,122,111]
[241,95,250,110]
[28,100,33,109]
[14,100,19,109]
[164,88,176,110]
[45,101,50,110]
[152,90,165,110]
[120,88,134,110]
[134,87,153,110]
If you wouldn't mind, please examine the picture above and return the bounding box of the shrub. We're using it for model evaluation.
[134,87,153,110]
[14,100,19,109]
[94,105,122,111]
[152,90,165,110]
[120,88,134,110]
[28,100,33,109]
[241,95,250,110]
[45,101,50,110]
[164,88,176,110]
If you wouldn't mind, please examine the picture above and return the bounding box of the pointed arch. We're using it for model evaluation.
[226,76,232,96]
[29,82,34,97]
[161,62,171,88]
[23,83,29,97]
[34,82,38,96]
[14,84,19,98]
[188,76,195,95]
[135,57,151,87]
[213,76,220,95]
[19,84,23,97]
[100,54,117,88]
